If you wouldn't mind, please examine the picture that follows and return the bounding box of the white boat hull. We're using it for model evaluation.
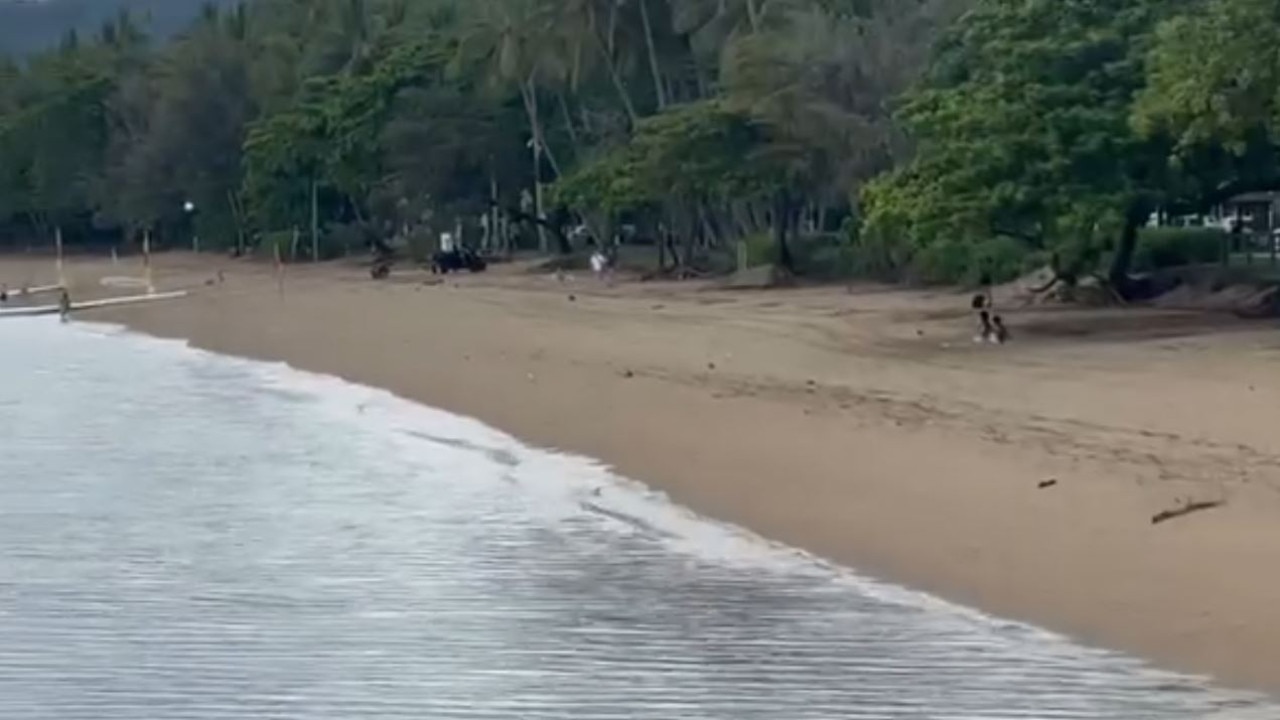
[0,304,60,317]
[72,290,188,311]
[3,284,61,299]
[0,290,187,318]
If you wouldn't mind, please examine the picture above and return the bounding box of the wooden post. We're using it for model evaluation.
[274,235,284,300]
[143,229,154,294]
[54,227,65,288]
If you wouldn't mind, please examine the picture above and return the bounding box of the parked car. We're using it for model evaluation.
[431,247,488,274]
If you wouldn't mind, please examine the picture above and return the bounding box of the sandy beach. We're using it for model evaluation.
[9,252,1280,694]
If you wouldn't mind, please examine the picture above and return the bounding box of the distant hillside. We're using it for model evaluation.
[0,0,231,56]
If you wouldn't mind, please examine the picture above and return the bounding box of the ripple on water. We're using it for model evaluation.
[0,318,1274,719]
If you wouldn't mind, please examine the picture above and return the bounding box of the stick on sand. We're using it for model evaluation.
[1151,500,1224,525]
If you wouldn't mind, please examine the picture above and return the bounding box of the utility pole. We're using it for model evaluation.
[310,178,320,262]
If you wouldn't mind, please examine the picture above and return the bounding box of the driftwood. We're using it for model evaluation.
[1028,274,1061,295]
[1151,499,1224,525]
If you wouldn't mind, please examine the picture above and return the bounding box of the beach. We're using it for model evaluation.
[11,252,1280,694]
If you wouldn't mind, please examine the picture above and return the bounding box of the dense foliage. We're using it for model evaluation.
[0,0,962,267]
[858,0,1280,290]
[1,0,1277,287]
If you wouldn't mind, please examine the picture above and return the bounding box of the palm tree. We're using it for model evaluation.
[457,0,574,252]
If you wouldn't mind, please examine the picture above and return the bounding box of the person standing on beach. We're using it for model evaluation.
[58,288,71,322]
[588,239,608,284]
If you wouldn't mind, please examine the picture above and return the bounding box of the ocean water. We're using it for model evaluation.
[0,318,1275,720]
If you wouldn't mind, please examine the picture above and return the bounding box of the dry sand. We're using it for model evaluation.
[8,252,1280,694]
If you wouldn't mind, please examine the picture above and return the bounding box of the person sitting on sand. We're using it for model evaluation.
[991,314,1009,344]
[973,309,1011,345]
[970,280,1010,344]
[975,309,994,344]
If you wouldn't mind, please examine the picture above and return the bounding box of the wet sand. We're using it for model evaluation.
[9,252,1280,694]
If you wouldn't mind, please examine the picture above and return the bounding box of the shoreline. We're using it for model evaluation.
[13,253,1280,695]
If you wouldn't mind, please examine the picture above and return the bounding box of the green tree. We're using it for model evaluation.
[860,0,1199,289]
[1134,0,1280,209]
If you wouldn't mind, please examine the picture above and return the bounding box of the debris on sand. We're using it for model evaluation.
[1038,479,1058,489]
[1151,499,1224,525]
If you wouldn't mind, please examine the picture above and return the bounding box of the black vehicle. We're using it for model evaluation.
[431,248,488,274]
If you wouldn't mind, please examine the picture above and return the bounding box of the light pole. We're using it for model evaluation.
[183,200,198,253]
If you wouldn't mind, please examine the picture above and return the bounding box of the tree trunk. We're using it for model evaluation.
[520,78,549,253]
[489,170,500,255]
[558,93,583,153]
[227,190,246,256]
[637,0,667,110]
[744,0,761,32]
[657,216,667,271]
[27,212,49,245]
[679,202,697,268]
[309,178,320,262]
[746,200,767,235]
[686,35,711,100]
[593,31,640,126]
[773,190,795,272]
[1107,201,1147,296]
[699,202,724,248]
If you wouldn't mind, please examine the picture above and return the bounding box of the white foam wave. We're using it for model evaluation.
[50,320,1280,716]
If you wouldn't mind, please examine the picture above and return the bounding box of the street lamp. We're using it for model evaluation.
[183,200,198,253]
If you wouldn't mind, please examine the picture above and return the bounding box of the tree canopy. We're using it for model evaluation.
[0,0,960,267]
[1,0,1273,289]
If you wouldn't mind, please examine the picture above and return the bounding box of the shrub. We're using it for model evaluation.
[743,232,774,268]
[967,236,1026,284]
[845,223,908,281]
[793,233,855,280]
[323,221,379,260]
[912,238,972,284]
[1132,227,1224,271]
[907,236,1030,285]
[258,230,294,260]
[740,232,862,280]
